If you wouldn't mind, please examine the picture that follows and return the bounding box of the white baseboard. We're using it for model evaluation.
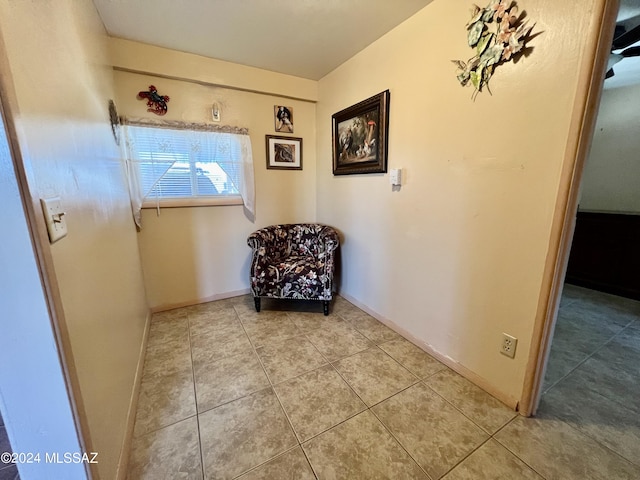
[150,288,251,313]
[115,310,151,480]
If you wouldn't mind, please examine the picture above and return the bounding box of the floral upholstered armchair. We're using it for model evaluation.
[247,224,340,316]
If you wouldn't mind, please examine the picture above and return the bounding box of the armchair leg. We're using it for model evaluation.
[323,301,329,316]
[254,297,261,313]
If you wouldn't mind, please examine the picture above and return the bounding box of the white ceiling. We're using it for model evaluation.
[606,0,640,89]
[93,0,640,87]
[92,0,433,80]
[619,0,640,21]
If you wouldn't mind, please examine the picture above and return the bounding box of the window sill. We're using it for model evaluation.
[141,196,244,209]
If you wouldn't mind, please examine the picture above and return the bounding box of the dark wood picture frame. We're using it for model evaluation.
[332,90,390,175]
[265,135,303,170]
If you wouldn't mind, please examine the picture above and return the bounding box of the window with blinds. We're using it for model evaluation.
[122,120,255,227]
[127,124,243,201]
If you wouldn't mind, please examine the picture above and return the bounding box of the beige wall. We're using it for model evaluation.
[0,0,149,478]
[110,37,318,101]
[316,0,605,403]
[0,5,606,474]
[0,84,86,479]
[580,83,640,213]
[111,43,317,310]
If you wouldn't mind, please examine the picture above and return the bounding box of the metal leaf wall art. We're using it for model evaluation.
[452,0,534,99]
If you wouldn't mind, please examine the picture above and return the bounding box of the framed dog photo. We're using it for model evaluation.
[274,105,294,133]
[266,135,302,170]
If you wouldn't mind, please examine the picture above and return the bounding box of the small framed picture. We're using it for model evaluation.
[274,105,294,133]
[266,135,302,170]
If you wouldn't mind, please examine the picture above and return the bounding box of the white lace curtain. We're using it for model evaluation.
[122,118,255,227]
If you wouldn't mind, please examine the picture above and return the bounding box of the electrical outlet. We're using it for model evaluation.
[500,333,517,358]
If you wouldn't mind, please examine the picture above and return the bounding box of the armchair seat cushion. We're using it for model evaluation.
[261,255,329,299]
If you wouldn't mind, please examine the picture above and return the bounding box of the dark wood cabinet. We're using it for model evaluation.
[566,211,640,300]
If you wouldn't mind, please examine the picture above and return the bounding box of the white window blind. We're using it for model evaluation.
[123,121,254,227]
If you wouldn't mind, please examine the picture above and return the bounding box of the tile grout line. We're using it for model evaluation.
[191,302,282,468]
[253,310,419,452]
[187,310,208,480]
[542,327,623,396]
[140,298,350,477]
[272,318,373,447]
[229,445,305,480]
[362,375,516,479]
[367,407,433,479]
[177,302,452,456]
[321,314,526,479]
[267,367,306,448]
[266,313,366,446]
[234,305,369,477]
[506,283,640,476]
[132,314,194,438]
[179,298,509,477]
[315,360,434,475]
[193,306,375,417]
[130,414,199,442]
[194,301,284,477]
[233,306,304,467]
[489,416,549,480]
[419,381,511,437]
[296,408,367,446]
[137,293,640,478]
[542,310,639,397]
[206,300,507,470]
[298,444,321,480]
[437,436,493,479]
[190,311,279,415]
[540,407,640,470]
[295,310,481,473]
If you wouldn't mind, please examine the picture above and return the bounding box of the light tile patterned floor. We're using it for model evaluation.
[127,287,640,479]
[0,411,19,480]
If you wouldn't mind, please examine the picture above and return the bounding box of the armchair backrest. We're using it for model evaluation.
[247,224,339,260]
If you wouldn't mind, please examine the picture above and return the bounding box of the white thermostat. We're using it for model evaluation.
[390,168,402,186]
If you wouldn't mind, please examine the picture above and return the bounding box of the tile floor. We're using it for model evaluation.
[127,286,640,479]
[0,412,19,480]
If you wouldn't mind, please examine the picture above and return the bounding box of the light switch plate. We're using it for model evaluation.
[40,197,67,243]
